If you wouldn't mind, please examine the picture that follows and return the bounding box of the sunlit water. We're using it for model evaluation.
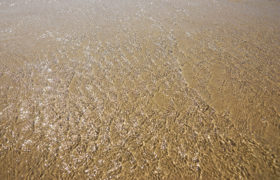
[0,0,279,179]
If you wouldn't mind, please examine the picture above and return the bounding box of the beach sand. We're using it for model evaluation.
[0,0,279,179]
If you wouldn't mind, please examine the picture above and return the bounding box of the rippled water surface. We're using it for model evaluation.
[0,0,280,179]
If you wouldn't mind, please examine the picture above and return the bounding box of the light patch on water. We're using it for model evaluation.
[43,86,52,92]
[208,42,217,51]
[47,78,53,83]
[62,162,71,174]
[186,32,192,37]
[22,139,33,151]
[0,29,13,33]
[19,107,29,119]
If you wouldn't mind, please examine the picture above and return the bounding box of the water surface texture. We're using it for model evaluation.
[0,0,280,179]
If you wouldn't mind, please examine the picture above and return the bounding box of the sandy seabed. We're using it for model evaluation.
[0,0,280,179]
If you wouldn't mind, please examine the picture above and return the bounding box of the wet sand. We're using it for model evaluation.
[0,0,280,179]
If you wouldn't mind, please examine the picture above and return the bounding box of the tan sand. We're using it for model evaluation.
[0,0,279,179]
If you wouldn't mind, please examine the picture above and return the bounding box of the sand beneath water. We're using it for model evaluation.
[0,0,279,179]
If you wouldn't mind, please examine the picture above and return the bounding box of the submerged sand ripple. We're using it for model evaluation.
[0,0,279,179]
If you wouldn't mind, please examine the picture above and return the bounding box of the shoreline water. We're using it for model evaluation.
[0,0,279,179]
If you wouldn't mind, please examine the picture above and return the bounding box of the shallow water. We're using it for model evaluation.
[0,0,279,179]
